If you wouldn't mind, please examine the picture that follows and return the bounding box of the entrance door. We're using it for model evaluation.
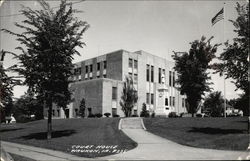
[65,109,69,118]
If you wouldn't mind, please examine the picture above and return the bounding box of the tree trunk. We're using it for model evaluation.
[47,94,52,140]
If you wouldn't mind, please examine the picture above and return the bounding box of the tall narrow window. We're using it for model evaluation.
[103,61,107,69]
[173,97,175,106]
[129,58,133,68]
[146,93,150,104]
[162,69,165,83]
[182,98,185,107]
[169,71,172,86]
[169,96,172,106]
[112,87,117,100]
[134,60,138,69]
[90,64,93,72]
[146,64,150,82]
[173,72,175,87]
[151,66,154,82]
[85,66,88,73]
[165,98,168,106]
[151,94,154,104]
[97,62,100,70]
[158,68,162,83]
[134,74,138,84]
[112,108,117,116]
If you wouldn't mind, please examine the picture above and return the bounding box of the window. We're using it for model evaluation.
[112,87,117,100]
[151,94,154,104]
[75,109,78,116]
[146,64,150,82]
[103,61,107,69]
[129,58,133,68]
[182,98,185,107]
[173,72,175,87]
[151,66,154,82]
[90,64,93,72]
[173,97,175,106]
[165,98,168,106]
[52,110,55,116]
[57,109,60,117]
[97,62,100,70]
[162,69,165,83]
[170,96,172,106]
[97,75,100,78]
[146,93,150,104]
[134,74,138,84]
[129,73,133,79]
[134,109,138,115]
[134,60,138,69]
[112,108,117,116]
[103,74,107,78]
[85,66,88,73]
[169,71,172,86]
[158,68,162,83]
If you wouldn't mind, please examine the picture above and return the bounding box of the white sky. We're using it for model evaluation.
[0,0,247,99]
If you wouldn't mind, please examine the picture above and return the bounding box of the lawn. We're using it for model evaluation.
[143,117,249,151]
[0,118,137,158]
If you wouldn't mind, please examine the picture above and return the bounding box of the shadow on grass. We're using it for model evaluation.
[188,127,245,134]
[0,128,24,132]
[19,130,76,140]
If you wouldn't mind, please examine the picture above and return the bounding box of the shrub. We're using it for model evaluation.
[16,115,31,123]
[140,103,150,117]
[151,112,155,118]
[196,113,202,117]
[95,113,103,118]
[113,114,120,117]
[168,112,178,118]
[131,114,138,117]
[104,113,111,117]
[88,114,95,118]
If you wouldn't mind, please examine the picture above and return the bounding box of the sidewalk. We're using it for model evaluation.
[99,118,250,160]
[1,141,91,161]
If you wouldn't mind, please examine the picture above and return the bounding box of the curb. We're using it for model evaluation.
[0,145,14,161]
[118,118,123,130]
[140,118,147,130]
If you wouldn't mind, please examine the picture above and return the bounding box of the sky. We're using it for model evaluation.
[0,0,247,99]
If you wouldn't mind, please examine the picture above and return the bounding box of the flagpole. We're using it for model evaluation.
[223,2,227,118]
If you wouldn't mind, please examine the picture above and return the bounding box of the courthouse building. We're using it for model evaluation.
[47,49,187,118]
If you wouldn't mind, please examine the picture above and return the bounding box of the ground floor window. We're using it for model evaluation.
[112,108,117,116]
[134,109,138,115]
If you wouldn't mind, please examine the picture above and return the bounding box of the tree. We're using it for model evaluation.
[1,0,89,139]
[13,91,43,120]
[203,91,224,117]
[0,50,21,122]
[173,36,220,117]
[213,2,249,116]
[79,98,86,118]
[120,76,138,117]
[140,103,149,117]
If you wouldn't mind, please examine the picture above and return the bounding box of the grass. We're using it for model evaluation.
[143,117,249,151]
[0,118,137,158]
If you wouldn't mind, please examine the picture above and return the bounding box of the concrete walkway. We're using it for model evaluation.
[99,117,250,160]
[1,141,91,161]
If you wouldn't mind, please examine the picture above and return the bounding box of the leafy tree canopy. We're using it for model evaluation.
[120,76,138,117]
[173,36,220,116]
[213,2,249,95]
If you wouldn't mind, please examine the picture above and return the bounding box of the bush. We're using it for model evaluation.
[196,113,202,117]
[113,114,120,117]
[168,112,178,118]
[88,114,95,118]
[104,113,111,117]
[95,113,103,118]
[179,112,184,117]
[140,103,150,117]
[16,115,31,123]
[131,114,138,117]
[151,112,155,118]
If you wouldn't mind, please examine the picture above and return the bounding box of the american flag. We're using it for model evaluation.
[211,8,224,26]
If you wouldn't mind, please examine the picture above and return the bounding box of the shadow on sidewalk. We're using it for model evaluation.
[18,129,76,140]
